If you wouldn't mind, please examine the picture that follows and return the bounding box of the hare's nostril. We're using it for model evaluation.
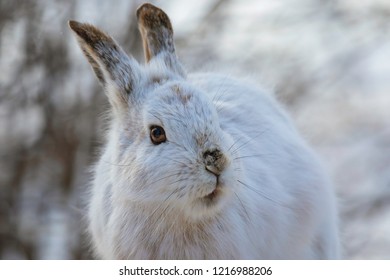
[203,149,226,176]
[203,149,221,161]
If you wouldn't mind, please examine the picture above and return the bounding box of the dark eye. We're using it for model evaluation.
[150,126,167,145]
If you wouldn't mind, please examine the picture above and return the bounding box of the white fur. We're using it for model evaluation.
[88,66,340,259]
[70,6,340,259]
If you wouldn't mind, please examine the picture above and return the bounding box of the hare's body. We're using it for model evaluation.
[89,73,339,259]
[70,3,340,259]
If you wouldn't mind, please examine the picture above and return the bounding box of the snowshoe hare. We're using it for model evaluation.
[69,3,340,259]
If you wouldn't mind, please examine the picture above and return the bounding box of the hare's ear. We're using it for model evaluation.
[68,20,141,110]
[137,3,185,77]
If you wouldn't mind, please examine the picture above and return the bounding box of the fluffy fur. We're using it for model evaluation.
[69,3,340,259]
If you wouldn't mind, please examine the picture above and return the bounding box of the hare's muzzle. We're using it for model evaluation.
[203,149,227,176]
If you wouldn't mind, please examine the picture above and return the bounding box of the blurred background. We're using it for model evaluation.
[1,0,389,259]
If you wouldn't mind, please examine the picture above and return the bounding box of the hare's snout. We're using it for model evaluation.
[203,148,226,176]
[200,148,233,202]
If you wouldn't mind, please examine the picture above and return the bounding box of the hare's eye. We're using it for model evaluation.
[150,126,166,145]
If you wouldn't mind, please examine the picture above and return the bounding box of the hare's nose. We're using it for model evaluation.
[203,149,225,176]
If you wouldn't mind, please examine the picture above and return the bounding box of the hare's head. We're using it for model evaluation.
[69,3,237,220]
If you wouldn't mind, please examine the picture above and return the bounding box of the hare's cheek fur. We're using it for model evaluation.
[112,131,238,221]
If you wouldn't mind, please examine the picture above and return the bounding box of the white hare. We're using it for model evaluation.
[69,3,340,259]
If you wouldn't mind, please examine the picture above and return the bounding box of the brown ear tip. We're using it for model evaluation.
[136,3,156,19]
[136,3,172,31]
[68,20,81,31]
[136,3,168,21]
